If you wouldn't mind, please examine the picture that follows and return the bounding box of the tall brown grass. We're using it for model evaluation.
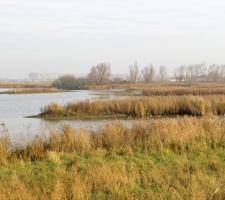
[1,117,225,199]
[10,117,225,159]
[88,82,225,92]
[0,129,11,164]
[142,85,225,96]
[88,82,225,96]
[41,95,225,118]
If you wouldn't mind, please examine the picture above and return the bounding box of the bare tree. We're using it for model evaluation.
[220,65,225,82]
[127,62,140,83]
[87,63,111,84]
[174,65,186,82]
[196,63,208,82]
[158,65,168,81]
[185,64,207,82]
[207,64,225,82]
[141,64,156,83]
[186,65,196,82]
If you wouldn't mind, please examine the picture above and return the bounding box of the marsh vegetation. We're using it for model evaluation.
[39,95,225,119]
[1,81,225,199]
[0,117,225,199]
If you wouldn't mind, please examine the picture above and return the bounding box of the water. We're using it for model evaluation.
[0,90,130,142]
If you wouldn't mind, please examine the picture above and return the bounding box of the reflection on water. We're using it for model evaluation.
[0,90,134,142]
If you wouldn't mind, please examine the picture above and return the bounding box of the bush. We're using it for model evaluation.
[52,75,81,90]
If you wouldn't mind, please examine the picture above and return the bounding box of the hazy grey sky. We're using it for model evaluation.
[0,0,225,78]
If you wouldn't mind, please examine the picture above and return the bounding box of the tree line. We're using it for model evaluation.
[52,62,225,89]
[174,63,225,82]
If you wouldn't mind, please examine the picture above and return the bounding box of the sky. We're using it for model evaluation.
[0,0,225,79]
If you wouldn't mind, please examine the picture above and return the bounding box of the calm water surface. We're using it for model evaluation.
[0,90,132,142]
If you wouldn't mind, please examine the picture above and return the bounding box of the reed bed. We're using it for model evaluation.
[142,86,225,96]
[88,82,225,91]
[88,83,225,96]
[40,95,225,119]
[15,117,225,156]
[0,117,225,199]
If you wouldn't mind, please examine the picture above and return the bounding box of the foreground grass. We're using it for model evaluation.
[39,95,225,119]
[0,146,225,200]
[0,117,225,199]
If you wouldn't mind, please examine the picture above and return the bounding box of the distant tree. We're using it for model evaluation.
[141,64,156,83]
[196,63,208,82]
[184,63,208,82]
[128,62,140,83]
[174,65,186,82]
[173,63,225,83]
[185,65,195,82]
[207,64,223,82]
[76,77,88,85]
[220,65,225,82]
[158,65,168,81]
[111,77,127,84]
[87,63,111,84]
[52,75,81,90]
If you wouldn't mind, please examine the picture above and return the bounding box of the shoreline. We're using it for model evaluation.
[0,88,70,95]
[26,113,130,120]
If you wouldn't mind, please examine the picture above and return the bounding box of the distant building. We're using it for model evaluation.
[28,73,61,81]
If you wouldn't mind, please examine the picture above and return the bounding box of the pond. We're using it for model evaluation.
[0,90,135,142]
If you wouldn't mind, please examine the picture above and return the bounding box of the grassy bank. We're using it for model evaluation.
[31,113,128,120]
[0,81,52,89]
[0,117,225,199]
[39,95,225,119]
[0,88,68,95]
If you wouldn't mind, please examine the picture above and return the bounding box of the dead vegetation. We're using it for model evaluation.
[142,84,225,96]
[0,117,225,199]
[40,95,225,119]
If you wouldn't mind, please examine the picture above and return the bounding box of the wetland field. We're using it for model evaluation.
[0,83,225,199]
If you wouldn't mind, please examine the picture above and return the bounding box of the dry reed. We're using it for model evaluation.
[1,117,225,199]
[10,117,225,158]
[41,95,225,118]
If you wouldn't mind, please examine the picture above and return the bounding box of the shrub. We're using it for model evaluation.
[52,75,81,90]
